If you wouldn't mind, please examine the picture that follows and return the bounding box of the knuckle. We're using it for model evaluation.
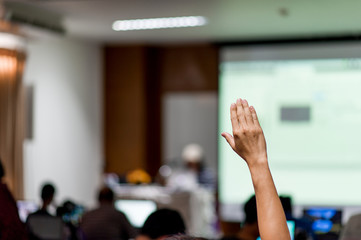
[239,128,246,135]
[255,126,262,133]
[250,128,259,135]
[233,129,240,136]
[245,127,257,136]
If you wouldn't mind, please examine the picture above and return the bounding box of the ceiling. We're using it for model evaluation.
[4,0,361,44]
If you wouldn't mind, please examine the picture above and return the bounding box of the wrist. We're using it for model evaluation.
[246,155,268,169]
[248,159,272,187]
[248,159,269,177]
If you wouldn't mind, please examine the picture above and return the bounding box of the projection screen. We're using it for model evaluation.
[219,42,361,221]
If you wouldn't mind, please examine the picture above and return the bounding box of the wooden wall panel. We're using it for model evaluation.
[144,48,162,176]
[103,44,219,177]
[160,44,219,92]
[104,46,146,174]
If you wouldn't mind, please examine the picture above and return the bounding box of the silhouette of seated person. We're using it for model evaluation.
[166,144,216,190]
[237,195,259,240]
[223,195,292,240]
[280,196,293,221]
[30,183,56,217]
[80,186,137,240]
[278,196,314,240]
[0,157,28,240]
[56,200,84,240]
[26,183,59,240]
[136,208,186,240]
[163,234,207,240]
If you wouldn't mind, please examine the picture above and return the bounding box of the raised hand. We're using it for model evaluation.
[221,98,267,168]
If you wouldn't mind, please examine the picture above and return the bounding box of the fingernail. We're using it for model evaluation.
[237,98,241,104]
[242,99,248,105]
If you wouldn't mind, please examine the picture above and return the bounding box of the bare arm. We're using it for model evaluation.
[221,98,290,240]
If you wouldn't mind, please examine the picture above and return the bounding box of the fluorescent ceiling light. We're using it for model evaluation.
[112,16,208,31]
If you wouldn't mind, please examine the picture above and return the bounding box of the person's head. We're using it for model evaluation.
[244,195,257,225]
[182,144,204,171]
[164,234,207,240]
[0,157,4,179]
[141,208,186,239]
[98,186,114,204]
[41,183,56,206]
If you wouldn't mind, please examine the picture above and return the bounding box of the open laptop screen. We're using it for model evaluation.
[114,199,157,228]
[303,208,342,240]
[17,200,38,222]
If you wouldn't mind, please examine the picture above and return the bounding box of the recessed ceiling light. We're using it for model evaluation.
[112,16,208,31]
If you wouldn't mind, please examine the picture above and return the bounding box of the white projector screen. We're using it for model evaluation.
[219,43,361,221]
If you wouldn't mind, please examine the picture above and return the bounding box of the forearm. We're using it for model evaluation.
[249,162,290,240]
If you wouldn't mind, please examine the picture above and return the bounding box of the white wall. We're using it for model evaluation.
[23,35,103,208]
[162,93,218,171]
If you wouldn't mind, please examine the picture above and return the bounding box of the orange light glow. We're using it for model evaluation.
[0,55,17,79]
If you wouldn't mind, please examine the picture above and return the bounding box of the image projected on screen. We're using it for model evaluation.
[219,58,361,208]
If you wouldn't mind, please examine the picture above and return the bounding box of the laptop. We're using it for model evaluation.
[17,200,38,222]
[303,207,342,240]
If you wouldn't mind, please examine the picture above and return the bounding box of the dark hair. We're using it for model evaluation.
[41,183,56,201]
[98,186,114,202]
[244,195,257,224]
[280,195,293,219]
[0,157,4,179]
[164,234,207,240]
[56,200,76,217]
[141,208,186,239]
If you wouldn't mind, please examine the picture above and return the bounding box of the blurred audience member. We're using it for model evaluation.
[29,183,56,217]
[165,143,216,190]
[164,234,207,240]
[339,213,361,240]
[57,200,84,240]
[80,186,137,240]
[237,195,259,240]
[221,195,293,240]
[0,157,28,240]
[26,182,57,240]
[136,208,186,240]
[280,196,293,220]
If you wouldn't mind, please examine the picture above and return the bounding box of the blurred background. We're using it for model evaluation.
[2,0,361,239]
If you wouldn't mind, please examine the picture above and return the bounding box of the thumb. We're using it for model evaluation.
[221,132,236,151]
